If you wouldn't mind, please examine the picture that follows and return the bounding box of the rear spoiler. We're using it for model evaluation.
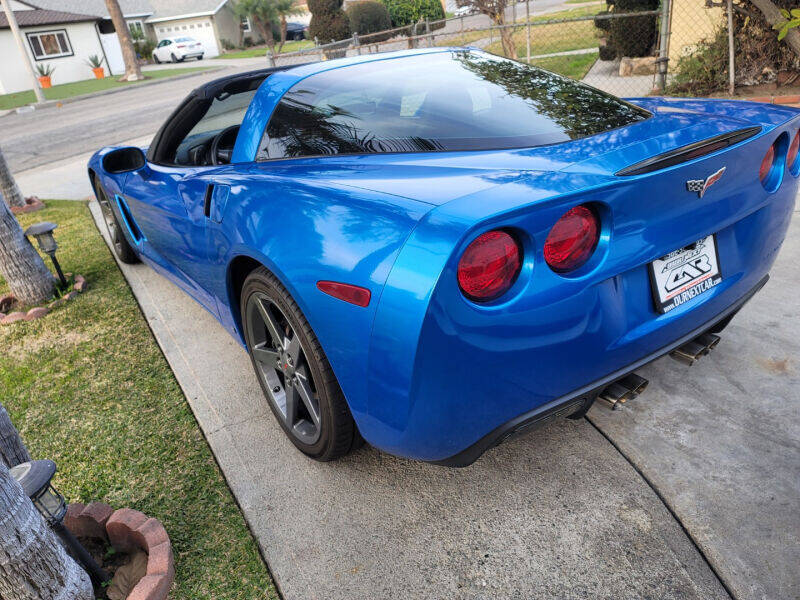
[616,126,762,176]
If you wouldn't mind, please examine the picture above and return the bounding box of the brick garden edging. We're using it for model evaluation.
[64,503,175,600]
[9,196,44,215]
[0,274,86,325]
[741,94,800,107]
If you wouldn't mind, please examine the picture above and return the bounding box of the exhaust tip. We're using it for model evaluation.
[598,373,650,410]
[670,333,721,366]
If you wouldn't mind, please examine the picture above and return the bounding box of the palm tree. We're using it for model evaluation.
[275,0,304,53]
[234,0,280,54]
[104,0,143,81]
[0,156,54,305]
[0,147,24,208]
[0,461,93,599]
[0,402,30,468]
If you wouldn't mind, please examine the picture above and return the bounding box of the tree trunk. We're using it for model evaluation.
[0,462,94,599]
[103,0,143,81]
[278,16,287,54]
[255,17,276,52]
[748,0,800,58]
[0,195,54,306]
[0,147,24,209]
[0,402,30,468]
[494,15,518,59]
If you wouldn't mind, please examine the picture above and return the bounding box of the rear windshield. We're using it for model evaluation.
[258,51,650,160]
[176,37,194,42]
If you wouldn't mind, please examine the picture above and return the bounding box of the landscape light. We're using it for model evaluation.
[24,222,67,288]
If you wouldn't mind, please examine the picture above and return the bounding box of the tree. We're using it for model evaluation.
[0,147,24,209]
[235,0,279,53]
[307,0,351,43]
[747,0,800,57]
[275,0,304,53]
[0,402,31,468]
[104,0,143,81]
[0,461,93,599]
[0,181,54,306]
[457,0,516,58]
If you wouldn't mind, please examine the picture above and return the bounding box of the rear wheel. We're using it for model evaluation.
[241,267,360,461]
[153,54,160,64]
[170,53,178,63]
[95,180,139,264]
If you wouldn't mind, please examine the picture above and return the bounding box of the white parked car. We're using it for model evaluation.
[454,5,477,16]
[153,37,204,63]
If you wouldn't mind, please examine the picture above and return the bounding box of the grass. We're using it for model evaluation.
[0,201,277,599]
[0,67,211,111]
[530,51,599,78]
[216,40,314,59]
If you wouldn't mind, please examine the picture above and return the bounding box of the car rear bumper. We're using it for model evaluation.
[431,274,768,467]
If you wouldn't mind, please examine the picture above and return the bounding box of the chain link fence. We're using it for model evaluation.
[267,0,760,98]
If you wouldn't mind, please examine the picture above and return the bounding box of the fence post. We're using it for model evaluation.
[460,15,464,32]
[726,0,735,95]
[354,32,361,54]
[525,0,530,62]
[426,19,432,47]
[512,0,516,27]
[267,50,275,67]
[655,0,671,93]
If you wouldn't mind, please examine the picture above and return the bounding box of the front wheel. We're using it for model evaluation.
[197,55,204,60]
[241,267,360,461]
[95,180,139,264]
[153,54,161,64]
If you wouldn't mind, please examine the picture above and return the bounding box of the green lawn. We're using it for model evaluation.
[530,51,599,79]
[0,201,276,599]
[0,67,211,111]
[216,39,314,59]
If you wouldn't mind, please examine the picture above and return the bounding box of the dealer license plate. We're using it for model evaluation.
[649,235,722,314]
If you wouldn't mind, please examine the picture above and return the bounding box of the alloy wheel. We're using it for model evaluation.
[97,185,125,257]
[246,292,322,445]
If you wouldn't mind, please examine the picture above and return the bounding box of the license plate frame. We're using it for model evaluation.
[648,235,722,314]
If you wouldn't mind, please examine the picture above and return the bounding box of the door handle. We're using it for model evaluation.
[203,184,230,223]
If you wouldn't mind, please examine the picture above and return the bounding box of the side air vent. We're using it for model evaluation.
[616,126,762,176]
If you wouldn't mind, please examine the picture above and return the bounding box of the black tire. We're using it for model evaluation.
[170,53,178,63]
[241,267,360,461]
[153,54,161,64]
[94,179,139,264]
[197,55,204,60]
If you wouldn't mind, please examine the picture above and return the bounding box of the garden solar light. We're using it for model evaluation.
[24,221,67,288]
[10,460,110,586]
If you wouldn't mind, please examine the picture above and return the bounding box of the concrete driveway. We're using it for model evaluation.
[88,196,799,599]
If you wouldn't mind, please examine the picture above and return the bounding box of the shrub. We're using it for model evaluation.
[134,38,156,60]
[665,28,728,96]
[308,0,352,42]
[347,1,393,41]
[603,0,658,59]
[221,38,237,50]
[381,0,444,30]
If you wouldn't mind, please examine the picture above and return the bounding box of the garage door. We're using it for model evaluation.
[154,18,220,57]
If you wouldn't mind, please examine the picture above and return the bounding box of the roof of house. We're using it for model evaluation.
[146,0,227,23]
[0,8,99,29]
[26,0,154,19]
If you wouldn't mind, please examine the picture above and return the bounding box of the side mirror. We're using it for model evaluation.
[102,146,146,174]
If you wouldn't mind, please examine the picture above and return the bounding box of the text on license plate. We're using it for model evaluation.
[649,235,722,314]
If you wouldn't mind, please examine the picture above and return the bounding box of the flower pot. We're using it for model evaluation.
[92,67,105,79]
[38,75,51,89]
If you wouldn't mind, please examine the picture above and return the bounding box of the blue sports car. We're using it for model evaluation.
[88,48,799,466]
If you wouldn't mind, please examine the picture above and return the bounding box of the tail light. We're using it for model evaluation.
[788,131,799,172]
[177,44,186,48]
[759,143,776,184]
[544,205,600,273]
[457,230,521,302]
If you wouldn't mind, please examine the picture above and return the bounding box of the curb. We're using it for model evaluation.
[737,94,800,106]
[65,503,175,600]
[0,274,86,325]
[0,66,226,116]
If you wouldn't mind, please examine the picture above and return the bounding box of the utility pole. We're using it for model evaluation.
[0,0,45,104]
[526,0,530,62]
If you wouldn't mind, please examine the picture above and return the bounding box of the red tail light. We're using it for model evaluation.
[759,144,775,183]
[177,44,186,48]
[544,205,600,273]
[788,131,799,171]
[457,230,521,302]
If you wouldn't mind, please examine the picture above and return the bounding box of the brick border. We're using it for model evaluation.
[64,503,174,600]
[740,94,800,106]
[0,275,86,325]
[9,196,44,215]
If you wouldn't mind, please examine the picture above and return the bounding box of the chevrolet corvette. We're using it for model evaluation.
[88,48,799,466]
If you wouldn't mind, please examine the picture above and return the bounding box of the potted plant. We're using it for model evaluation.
[35,63,54,88]
[86,54,105,79]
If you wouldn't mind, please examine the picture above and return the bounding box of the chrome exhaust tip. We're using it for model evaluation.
[669,333,721,366]
[598,373,650,410]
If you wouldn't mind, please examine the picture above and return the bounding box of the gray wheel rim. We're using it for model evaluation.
[97,186,124,256]
[246,292,322,445]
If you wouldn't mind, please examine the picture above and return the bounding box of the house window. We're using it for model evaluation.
[27,29,73,60]
[241,16,251,32]
[128,20,144,38]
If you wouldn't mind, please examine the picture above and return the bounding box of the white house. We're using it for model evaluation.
[0,1,108,94]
